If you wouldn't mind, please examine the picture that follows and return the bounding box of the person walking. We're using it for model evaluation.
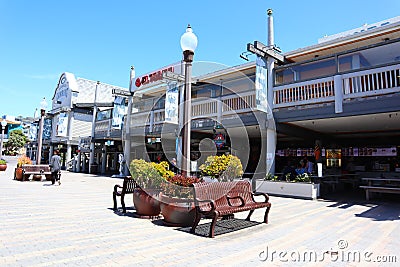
[50,150,62,185]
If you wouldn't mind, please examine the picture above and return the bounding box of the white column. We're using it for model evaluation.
[89,81,100,173]
[334,75,343,113]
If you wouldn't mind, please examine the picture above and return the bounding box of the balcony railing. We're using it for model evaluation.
[273,63,400,109]
[94,119,123,138]
[126,63,400,128]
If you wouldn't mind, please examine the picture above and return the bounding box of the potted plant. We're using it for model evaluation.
[198,154,243,182]
[255,172,320,200]
[129,159,171,217]
[0,159,7,171]
[15,155,32,180]
[160,174,201,227]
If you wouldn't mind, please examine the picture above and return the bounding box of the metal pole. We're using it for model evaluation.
[182,51,193,175]
[0,127,4,158]
[37,109,45,164]
[124,66,134,175]
[89,81,100,174]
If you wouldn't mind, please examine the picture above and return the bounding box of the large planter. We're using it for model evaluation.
[255,180,320,200]
[160,194,196,227]
[15,168,23,180]
[0,164,7,171]
[132,188,161,217]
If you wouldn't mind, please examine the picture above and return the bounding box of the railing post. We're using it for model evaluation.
[334,75,343,113]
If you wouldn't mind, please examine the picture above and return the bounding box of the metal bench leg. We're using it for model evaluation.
[209,214,218,238]
[366,190,370,201]
[264,206,271,224]
[121,194,126,213]
[190,212,201,234]
[113,192,118,210]
[245,210,254,221]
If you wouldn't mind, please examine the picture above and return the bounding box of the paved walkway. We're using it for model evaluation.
[0,156,399,266]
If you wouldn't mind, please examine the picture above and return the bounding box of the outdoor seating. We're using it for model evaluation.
[18,164,51,181]
[113,177,137,213]
[191,180,271,238]
[360,177,400,200]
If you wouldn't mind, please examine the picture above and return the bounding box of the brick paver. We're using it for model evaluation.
[1,156,399,266]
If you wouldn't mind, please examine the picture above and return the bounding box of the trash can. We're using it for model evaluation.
[90,164,98,174]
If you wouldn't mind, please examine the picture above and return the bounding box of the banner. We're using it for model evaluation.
[112,96,127,129]
[56,113,68,137]
[28,123,38,141]
[255,56,268,113]
[43,118,52,140]
[164,83,179,124]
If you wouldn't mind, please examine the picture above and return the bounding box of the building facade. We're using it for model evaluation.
[124,15,400,181]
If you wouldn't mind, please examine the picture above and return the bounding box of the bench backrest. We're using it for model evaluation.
[123,178,138,194]
[22,164,51,173]
[192,180,253,210]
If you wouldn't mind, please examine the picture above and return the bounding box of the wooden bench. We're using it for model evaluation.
[21,164,51,181]
[191,181,271,238]
[359,186,400,200]
[113,177,138,213]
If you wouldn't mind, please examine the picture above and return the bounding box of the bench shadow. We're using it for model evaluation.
[108,207,138,218]
[176,218,262,237]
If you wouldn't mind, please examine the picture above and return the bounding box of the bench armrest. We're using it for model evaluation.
[226,195,245,207]
[252,192,269,202]
[114,184,123,192]
[195,199,216,213]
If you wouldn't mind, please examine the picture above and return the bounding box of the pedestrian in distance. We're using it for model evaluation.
[49,149,62,185]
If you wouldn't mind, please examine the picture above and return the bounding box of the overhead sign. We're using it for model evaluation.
[135,66,174,88]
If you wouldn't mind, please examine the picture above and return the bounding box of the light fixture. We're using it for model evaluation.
[180,24,198,53]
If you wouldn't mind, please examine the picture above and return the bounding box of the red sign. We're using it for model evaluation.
[135,66,174,88]
[214,133,226,149]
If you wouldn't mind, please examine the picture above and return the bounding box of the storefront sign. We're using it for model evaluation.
[53,73,76,108]
[135,66,174,88]
[213,133,226,148]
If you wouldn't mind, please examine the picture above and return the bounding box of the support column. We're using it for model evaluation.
[77,151,81,172]
[66,145,72,170]
[101,143,107,174]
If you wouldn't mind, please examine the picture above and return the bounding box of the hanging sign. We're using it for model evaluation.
[255,56,268,113]
[213,133,226,149]
[164,83,179,124]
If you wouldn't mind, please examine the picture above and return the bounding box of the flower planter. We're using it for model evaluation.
[15,168,24,180]
[255,180,320,200]
[0,164,7,171]
[132,188,161,217]
[160,194,196,227]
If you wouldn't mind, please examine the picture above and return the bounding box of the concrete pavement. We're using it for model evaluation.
[0,156,399,266]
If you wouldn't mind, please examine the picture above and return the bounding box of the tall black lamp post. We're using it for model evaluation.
[180,24,198,175]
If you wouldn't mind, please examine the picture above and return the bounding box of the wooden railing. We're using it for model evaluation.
[273,63,400,108]
[342,64,400,98]
[125,63,400,128]
[273,77,335,108]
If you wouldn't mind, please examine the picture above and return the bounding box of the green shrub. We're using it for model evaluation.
[0,159,7,164]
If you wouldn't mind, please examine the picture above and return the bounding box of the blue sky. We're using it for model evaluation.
[0,0,399,118]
